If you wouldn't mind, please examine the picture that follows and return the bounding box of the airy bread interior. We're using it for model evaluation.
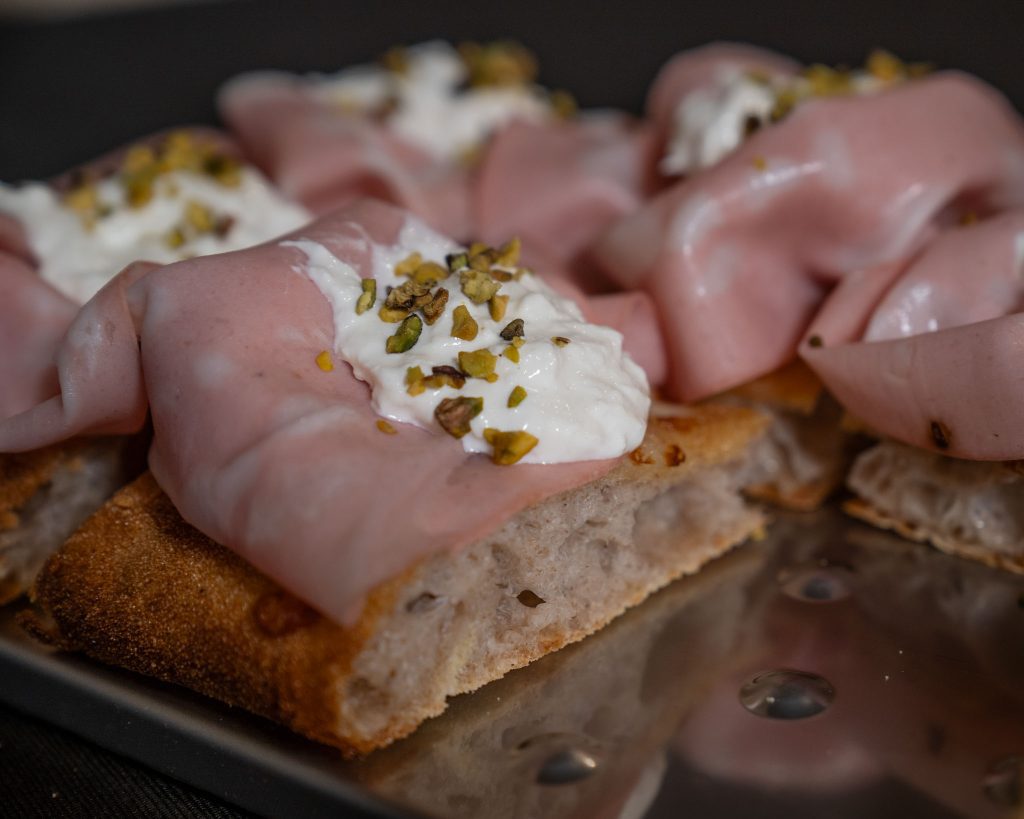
[844,440,1024,573]
[0,437,143,604]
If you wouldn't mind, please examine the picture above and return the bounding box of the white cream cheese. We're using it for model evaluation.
[313,41,552,162]
[0,168,311,303]
[285,217,650,464]
[661,66,893,176]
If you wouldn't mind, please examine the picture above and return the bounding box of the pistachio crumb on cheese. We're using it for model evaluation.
[483,428,539,465]
[1,128,310,304]
[285,216,649,465]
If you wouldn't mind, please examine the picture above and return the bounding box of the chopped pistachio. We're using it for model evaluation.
[356,279,377,315]
[202,153,242,186]
[158,130,194,170]
[488,268,514,282]
[866,49,905,82]
[315,350,334,372]
[468,250,494,273]
[458,348,499,381]
[507,386,527,408]
[421,287,449,325]
[435,396,483,438]
[511,337,524,348]
[164,227,186,249]
[411,261,449,285]
[122,145,156,174]
[446,251,469,273]
[385,315,423,353]
[549,89,577,119]
[379,305,410,323]
[459,40,538,88]
[483,428,539,465]
[502,344,520,364]
[184,200,215,232]
[488,294,509,322]
[450,304,479,340]
[380,281,431,322]
[384,279,432,312]
[122,167,158,208]
[63,183,100,226]
[493,237,521,268]
[499,318,524,340]
[376,419,398,435]
[551,336,571,347]
[379,45,409,75]
[394,252,423,277]
[460,269,501,303]
[769,89,797,122]
[405,365,426,396]
[467,241,489,257]
[751,155,767,171]
[426,365,466,390]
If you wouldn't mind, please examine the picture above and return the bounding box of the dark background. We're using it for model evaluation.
[2,0,1024,181]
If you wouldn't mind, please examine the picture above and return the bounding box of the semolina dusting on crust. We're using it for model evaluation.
[26,404,768,756]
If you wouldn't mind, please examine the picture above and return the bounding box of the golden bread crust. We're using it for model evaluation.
[724,359,823,416]
[843,497,1024,575]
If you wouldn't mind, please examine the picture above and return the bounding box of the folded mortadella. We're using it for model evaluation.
[220,71,473,239]
[0,253,79,421]
[0,202,617,624]
[803,213,1024,460]
[475,115,656,265]
[594,73,1024,402]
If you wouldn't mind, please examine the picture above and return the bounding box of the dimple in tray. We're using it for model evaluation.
[2,508,1023,819]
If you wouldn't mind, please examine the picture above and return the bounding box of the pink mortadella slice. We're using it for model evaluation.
[0,252,80,421]
[0,201,614,624]
[475,115,657,266]
[803,211,1024,460]
[219,72,472,240]
[594,73,1024,402]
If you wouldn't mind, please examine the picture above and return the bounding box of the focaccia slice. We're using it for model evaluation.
[25,404,767,756]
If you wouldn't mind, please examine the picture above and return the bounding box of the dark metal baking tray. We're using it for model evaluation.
[3,508,1023,818]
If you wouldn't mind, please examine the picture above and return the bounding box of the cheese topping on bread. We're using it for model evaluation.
[0,131,310,303]
[285,215,649,464]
